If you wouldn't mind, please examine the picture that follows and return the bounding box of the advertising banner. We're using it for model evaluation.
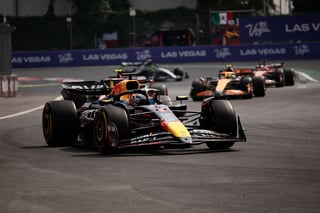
[12,43,320,68]
[239,15,320,43]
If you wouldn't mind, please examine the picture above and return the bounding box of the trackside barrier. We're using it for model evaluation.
[0,74,18,97]
[12,42,320,68]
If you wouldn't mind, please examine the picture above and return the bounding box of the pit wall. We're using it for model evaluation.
[12,42,320,69]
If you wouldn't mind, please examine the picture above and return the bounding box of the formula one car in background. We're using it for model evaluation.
[247,62,296,87]
[120,58,189,81]
[190,65,265,101]
[42,79,246,154]
[236,62,296,87]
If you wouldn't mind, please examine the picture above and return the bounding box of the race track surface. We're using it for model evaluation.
[0,60,319,213]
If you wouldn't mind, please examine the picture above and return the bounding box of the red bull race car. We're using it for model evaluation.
[42,79,246,154]
[190,65,266,101]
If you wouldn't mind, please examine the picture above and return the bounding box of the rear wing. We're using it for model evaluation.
[234,68,254,76]
[61,80,111,95]
[121,61,142,67]
[113,68,153,85]
[255,62,285,69]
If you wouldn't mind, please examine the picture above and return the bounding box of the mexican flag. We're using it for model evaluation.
[213,12,233,25]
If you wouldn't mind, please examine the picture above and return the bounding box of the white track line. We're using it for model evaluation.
[296,71,319,83]
[0,96,62,120]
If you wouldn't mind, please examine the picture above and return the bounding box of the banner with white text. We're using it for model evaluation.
[12,43,320,68]
[239,15,320,44]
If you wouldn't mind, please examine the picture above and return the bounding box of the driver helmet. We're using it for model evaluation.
[225,72,236,79]
[226,72,233,79]
[225,64,234,71]
[130,94,146,106]
[144,58,153,66]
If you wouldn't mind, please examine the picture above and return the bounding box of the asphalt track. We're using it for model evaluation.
[0,60,319,213]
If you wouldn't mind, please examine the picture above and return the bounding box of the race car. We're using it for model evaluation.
[190,65,266,101]
[252,62,296,87]
[234,62,296,87]
[61,71,169,108]
[42,79,246,154]
[120,58,189,81]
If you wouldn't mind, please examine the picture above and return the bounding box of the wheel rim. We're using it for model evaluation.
[95,111,107,145]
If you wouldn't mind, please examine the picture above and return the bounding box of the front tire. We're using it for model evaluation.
[93,105,130,154]
[201,100,237,149]
[240,77,253,99]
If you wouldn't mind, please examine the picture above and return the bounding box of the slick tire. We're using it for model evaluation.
[42,100,78,147]
[252,76,266,97]
[190,78,205,101]
[202,100,237,149]
[93,105,129,155]
[240,77,253,99]
[274,69,285,87]
[284,69,295,86]
[173,67,184,77]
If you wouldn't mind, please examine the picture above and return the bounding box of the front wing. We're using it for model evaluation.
[116,120,246,148]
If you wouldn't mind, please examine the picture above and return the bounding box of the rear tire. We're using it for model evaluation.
[284,69,295,86]
[274,69,285,87]
[201,100,237,149]
[190,78,205,101]
[252,76,266,97]
[173,67,184,77]
[93,105,130,154]
[42,100,78,147]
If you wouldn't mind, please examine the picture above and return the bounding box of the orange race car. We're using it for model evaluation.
[190,65,266,101]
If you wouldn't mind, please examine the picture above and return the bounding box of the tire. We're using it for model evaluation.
[240,77,253,99]
[93,105,130,154]
[252,76,266,97]
[173,67,184,77]
[201,100,237,149]
[274,69,284,87]
[42,100,78,147]
[190,78,205,101]
[284,69,295,86]
[152,84,168,95]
